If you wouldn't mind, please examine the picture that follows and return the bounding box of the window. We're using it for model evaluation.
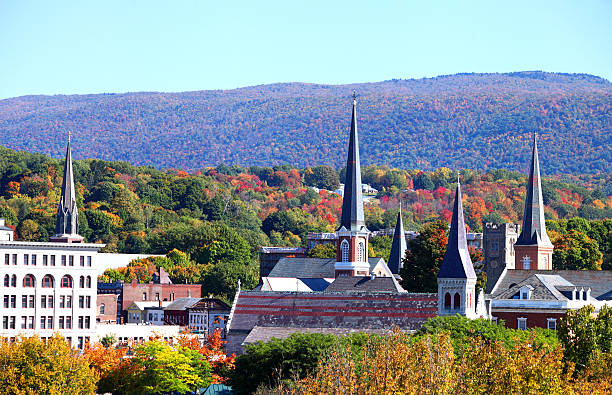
[31,255,36,266]
[3,274,8,287]
[60,296,65,308]
[86,296,91,308]
[41,296,47,308]
[69,256,74,266]
[22,296,27,308]
[66,296,72,308]
[522,256,530,270]
[78,316,83,329]
[48,296,54,308]
[51,255,56,266]
[60,275,73,288]
[99,304,105,315]
[547,318,557,330]
[21,316,26,329]
[444,292,451,310]
[79,276,84,288]
[23,274,35,288]
[10,295,15,308]
[87,256,92,266]
[80,256,84,266]
[78,337,83,349]
[357,241,365,262]
[41,316,46,329]
[47,316,53,329]
[86,276,91,288]
[24,254,29,265]
[28,295,34,308]
[3,295,8,308]
[61,255,66,266]
[28,316,34,329]
[155,293,160,301]
[12,254,16,265]
[142,293,147,301]
[43,255,48,266]
[79,296,84,308]
[66,316,72,329]
[9,316,15,329]
[341,240,349,262]
[2,316,7,329]
[10,275,16,287]
[517,318,527,330]
[4,254,8,265]
[42,275,54,288]
[59,316,64,329]
[453,293,460,309]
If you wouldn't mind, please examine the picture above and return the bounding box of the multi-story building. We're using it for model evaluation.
[483,223,520,292]
[0,136,104,349]
[187,298,231,336]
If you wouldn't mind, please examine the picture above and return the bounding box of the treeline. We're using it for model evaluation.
[0,71,610,174]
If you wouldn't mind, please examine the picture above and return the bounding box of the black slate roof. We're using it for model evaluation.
[339,94,366,231]
[164,297,201,311]
[491,269,612,300]
[268,257,386,278]
[438,181,477,279]
[324,276,405,293]
[515,134,552,246]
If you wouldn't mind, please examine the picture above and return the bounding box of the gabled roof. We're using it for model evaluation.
[339,94,366,232]
[324,276,405,293]
[438,181,477,279]
[491,269,612,300]
[164,297,201,311]
[515,134,552,246]
[495,274,574,300]
[128,301,171,311]
[387,207,407,274]
[189,298,231,311]
[269,257,386,278]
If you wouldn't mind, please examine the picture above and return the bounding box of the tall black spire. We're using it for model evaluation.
[388,204,407,274]
[515,133,551,246]
[55,133,79,237]
[438,180,476,279]
[339,92,365,231]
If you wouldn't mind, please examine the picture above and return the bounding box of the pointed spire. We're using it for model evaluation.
[55,133,79,237]
[515,132,552,246]
[388,203,407,274]
[339,92,365,231]
[438,180,476,279]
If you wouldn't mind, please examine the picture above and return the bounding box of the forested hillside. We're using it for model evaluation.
[0,72,610,174]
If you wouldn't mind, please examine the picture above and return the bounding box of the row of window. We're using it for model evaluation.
[3,274,92,288]
[340,240,365,262]
[1,315,92,330]
[4,253,92,267]
[4,336,91,350]
[3,295,93,309]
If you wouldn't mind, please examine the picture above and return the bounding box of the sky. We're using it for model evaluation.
[1,0,611,99]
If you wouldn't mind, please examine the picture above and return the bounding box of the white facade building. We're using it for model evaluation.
[0,240,103,349]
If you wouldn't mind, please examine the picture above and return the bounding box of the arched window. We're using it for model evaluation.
[99,304,105,315]
[22,274,35,288]
[522,256,530,270]
[453,293,460,309]
[86,276,91,288]
[357,241,365,262]
[79,276,85,288]
[3,274,8,287]
[42,275,54,288]
[60,275,73,288]
[444,292,451,310]
[341,240,349,262]
[11,275,16,287]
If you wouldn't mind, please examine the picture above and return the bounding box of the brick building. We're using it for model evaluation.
[96,293,119,323]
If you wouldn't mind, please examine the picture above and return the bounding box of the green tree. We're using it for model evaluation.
[307,243,336,258]
[552,230,603,270]
[369,235,393,260]
[304,165,339,190]
[400,220,448,292]
[413,172,434,190]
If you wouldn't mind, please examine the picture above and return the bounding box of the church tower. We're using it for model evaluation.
[335,93,370,277]
[387,204,407,277]
[50,133,83,243]
[513,133,553,270]
[437,180,477,318]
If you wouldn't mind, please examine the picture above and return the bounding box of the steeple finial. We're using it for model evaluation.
[438,180,476,279]
[339,92,365,231]
[68,130,72,143]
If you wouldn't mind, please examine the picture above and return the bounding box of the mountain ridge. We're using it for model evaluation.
[1,71,610,174]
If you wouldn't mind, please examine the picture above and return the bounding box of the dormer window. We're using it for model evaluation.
[519,285,533,300]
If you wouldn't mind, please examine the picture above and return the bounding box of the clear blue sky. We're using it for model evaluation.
[1,0,610,99]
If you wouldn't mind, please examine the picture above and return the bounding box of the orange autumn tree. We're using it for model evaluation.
[83,342,133,394]
[177,328,236,383]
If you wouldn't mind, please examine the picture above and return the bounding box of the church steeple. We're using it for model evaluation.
[335,93,370,277]
[515,133,551,247]
[437,179,477,318]
[438,180,476,279]
[513,133,553,270]
[339,91,365,232]
[51,133,83,243]
[387,204,407,275]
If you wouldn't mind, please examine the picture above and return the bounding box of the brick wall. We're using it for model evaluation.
[493,310,565,329]
[121,283,202,311]
[96,294,119,323]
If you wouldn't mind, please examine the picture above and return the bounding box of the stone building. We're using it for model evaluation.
[483,223,519,293]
